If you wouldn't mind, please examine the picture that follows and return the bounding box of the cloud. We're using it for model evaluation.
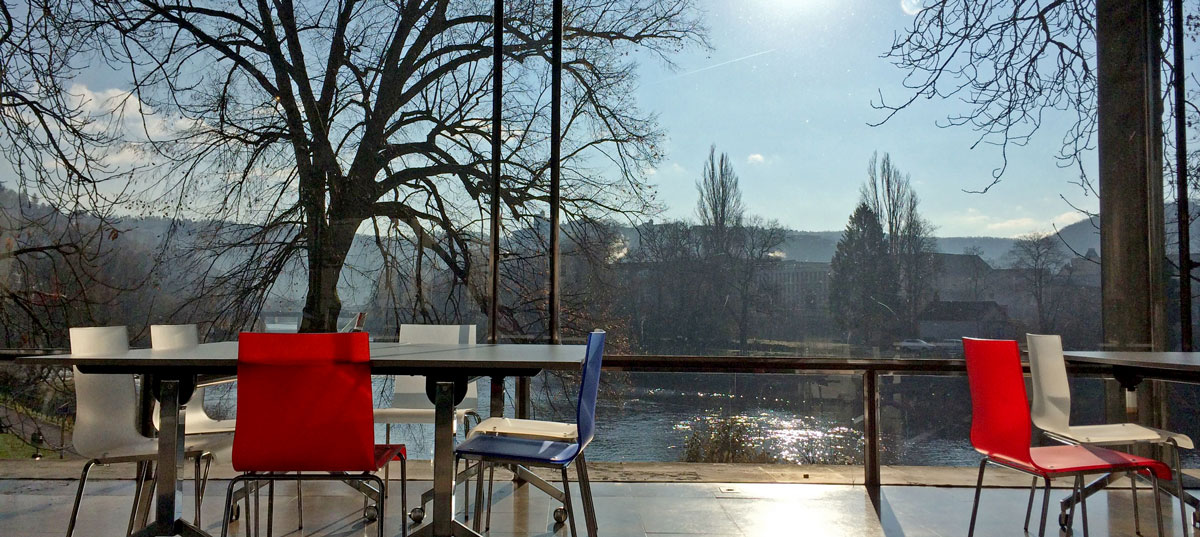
[946,207,1067,237]
[747,154,765,165]
[1051,211,1088,228]
[985,218,1039,234]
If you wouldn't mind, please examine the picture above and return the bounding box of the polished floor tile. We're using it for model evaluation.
[0,477,1194,536]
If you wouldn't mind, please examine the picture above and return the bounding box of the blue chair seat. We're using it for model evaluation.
[456,434,581,466]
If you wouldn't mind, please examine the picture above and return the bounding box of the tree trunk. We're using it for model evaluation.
[299,216,362,333]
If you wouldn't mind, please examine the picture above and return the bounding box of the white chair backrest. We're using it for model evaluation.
[398,324,475,344]
[69,326,143,457]
[150,324,213,428]
[1026,333,1073,434]
[150,324,199,350]
[393,325,478,408]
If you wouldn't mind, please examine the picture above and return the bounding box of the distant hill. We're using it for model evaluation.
[773,215,1104,266]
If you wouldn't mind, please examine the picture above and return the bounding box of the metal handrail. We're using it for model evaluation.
[0,346,1119,492]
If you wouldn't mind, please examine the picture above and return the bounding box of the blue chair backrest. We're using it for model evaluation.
[575,330,606,449]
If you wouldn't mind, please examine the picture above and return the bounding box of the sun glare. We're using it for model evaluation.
[750,0,834,19]
[900,0,926,16]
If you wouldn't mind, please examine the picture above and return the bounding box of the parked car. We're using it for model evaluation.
[931,338,964,356]
[894,338,937,351]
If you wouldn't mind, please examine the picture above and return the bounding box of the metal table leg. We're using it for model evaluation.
[129,377,215,537]
[409,380,482,537]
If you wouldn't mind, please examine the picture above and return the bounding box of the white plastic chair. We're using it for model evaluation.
[374,324,480,427]
[1027,333,1194,534]
[373,324,479,521]
[65,326,214,537]
[150,325,236,435]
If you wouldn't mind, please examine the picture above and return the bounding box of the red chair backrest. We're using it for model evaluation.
[962,337,1035,467]
[232,332,376,472]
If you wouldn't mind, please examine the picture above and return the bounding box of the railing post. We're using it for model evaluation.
[863,369,880,491]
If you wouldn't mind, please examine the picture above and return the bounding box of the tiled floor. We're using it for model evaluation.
[0,477,1193,536]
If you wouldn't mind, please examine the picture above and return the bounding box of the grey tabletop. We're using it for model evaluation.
[14,341,586,376]
[1062,350,1200,372]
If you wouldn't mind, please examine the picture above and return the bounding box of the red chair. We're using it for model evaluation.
[963,337,1171,537]
[220,332,406,537]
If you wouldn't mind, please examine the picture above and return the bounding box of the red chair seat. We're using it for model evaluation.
[374,444,407,468]
[1030,444,1171,479]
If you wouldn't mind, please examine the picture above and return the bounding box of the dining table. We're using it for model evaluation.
[1061,349,1200,529]
[16,340,586,537]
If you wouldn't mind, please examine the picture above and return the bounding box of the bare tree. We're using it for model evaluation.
[696,144,744,257]
[861,152,938,336]
[0,0,152,347]
[874,1,1095,189]
[83,0,707,332]
[1007,231,1068,333]
[728,216,785,350]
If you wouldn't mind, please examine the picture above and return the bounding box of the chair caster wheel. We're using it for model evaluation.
[1058,512,1071,531]
[553,507,568,524]
[363,505,379,522]
[409,507,425,523]
[228,504,241,521]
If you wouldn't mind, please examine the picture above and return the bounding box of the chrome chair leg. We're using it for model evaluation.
[1131,471,1142,536]
[485,463,495,532]
[221,477,240,537]
[1172,441,1188,537]
[194,455,203,527]
[127,460,148,536]
[1037,477,1051,537]
[384,425,391,498]
[459,457,469,521]
[1077,475,1090,537]
[400,455,408,537]
[242,480,254,537]
[1065,475,1079,533]
[472,461,486,532]
[296,475,303,530]
[967,459,986,537]
[577,454,598,537]
[365,475,386,537]
[1023,475,1037,532]
[560,467,578,537]
[66,459,96,537]
[1152,473,1165,537]
[266,480,275,537]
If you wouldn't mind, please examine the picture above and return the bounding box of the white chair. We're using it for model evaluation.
[374,324,480,431]
[373,324,479,520]
[65,326,215,537]
[150,325,236,435]
[1027,333,1194,534]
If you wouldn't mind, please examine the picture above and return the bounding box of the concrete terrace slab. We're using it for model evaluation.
[3,459,1197,488]
[0,477,1194,537]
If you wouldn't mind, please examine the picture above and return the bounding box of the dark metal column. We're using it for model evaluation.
[488,0,503,346]
[1096,0,1168,430]
[863,370,880,492]
[1173,0,1192,352]
[548,0,563,345]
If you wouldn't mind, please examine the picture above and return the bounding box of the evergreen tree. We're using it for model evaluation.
[829,203,899,346]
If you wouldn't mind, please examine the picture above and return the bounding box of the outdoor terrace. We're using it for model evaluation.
[0,460,1194,536]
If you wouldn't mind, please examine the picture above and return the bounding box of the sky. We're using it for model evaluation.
[630,0,1099,237]
[40,0,1101,240]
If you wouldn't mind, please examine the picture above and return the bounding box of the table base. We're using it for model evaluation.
[130,519,212,537]
[408,519,483,537]
[1059,473,1200,529]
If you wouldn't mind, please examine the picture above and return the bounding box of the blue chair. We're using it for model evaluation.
[454,330,604,537]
